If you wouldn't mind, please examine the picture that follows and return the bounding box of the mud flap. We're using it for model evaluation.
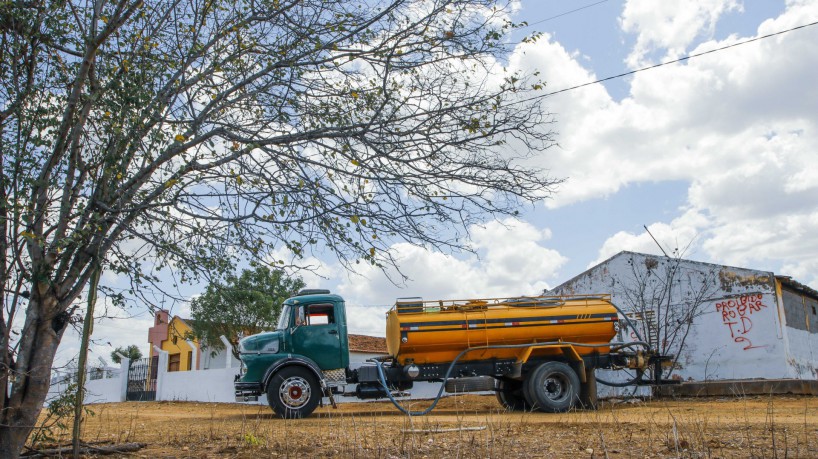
[579,368,598,410]
[321,379,338,409]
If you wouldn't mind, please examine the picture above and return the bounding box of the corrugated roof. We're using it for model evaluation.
[348,334,387,354]
[776,276,818,301]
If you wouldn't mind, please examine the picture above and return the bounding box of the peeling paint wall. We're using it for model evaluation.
[549,252,810,391]
[778,283,818,379]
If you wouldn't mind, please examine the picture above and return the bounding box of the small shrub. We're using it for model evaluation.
[243,433,261,447]
[30,382,95,447]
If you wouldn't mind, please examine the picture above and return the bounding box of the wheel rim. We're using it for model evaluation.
[279,376,311,409]
[542,374,569,402]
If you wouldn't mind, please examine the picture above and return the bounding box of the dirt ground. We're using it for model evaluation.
[35,394,818,458]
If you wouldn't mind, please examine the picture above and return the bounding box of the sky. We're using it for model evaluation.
[56,0,818,368]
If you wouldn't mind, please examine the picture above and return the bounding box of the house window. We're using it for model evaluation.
[187,351,193,370]
[168,353,181,372]
[172,335,178,345]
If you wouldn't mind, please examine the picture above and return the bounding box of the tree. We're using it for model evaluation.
[189,266,304,358]
[0,0,558,454]
[614,252,721,381]
[110,345,143,365]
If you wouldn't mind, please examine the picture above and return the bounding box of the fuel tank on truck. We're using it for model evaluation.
[385,295,619,365]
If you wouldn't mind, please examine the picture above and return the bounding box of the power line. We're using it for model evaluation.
[541,19,818,98]
[522,0,609,28]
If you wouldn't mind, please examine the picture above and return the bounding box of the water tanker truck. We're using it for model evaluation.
[234,289,669,418]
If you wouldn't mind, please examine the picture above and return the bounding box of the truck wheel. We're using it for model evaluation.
[267,366,320,419]
[495,378,530,411]
[523,362,580,413]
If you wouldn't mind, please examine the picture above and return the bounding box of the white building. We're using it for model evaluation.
[548,251,817,385]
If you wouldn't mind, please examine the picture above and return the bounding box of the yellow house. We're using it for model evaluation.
[147,310,200,371]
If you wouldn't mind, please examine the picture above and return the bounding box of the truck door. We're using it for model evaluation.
[290,303,344,370]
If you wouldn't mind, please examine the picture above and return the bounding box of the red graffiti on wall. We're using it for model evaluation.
[715,294,768,350]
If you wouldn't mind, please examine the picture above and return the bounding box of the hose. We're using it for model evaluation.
[594,302,655,388]
[596,372,644,387]
[609,301,647,344]
[371,340,649,416]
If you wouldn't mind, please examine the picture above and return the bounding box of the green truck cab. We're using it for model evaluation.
[234,289,350,418]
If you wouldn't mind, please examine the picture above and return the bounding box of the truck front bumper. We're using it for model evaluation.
[235,381,262,402]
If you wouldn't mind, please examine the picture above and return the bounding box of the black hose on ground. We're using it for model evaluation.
[371,340,651,416]
[596,372,644,387]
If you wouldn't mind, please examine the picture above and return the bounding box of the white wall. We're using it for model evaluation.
[47,367,124,405]
[549,252,805,394]
[160,367,240,402]
[784,327,818,379]
[687,292,788,380]
[84,374,123,404]
[349,351,387,365]
[200,347,239,370]
[46,352,464,406]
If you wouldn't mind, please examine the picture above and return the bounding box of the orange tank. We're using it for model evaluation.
[385,295,618,365]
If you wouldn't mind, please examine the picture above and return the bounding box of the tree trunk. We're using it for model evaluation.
[0,287,64,459]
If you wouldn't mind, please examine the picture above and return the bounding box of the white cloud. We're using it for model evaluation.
[523,2,818,288]
[619,0,742,68]
[590,209,711,266]
[337,218,567,334]
[56,300,156,369]
[517,1,817,210]
[781,257,818,289]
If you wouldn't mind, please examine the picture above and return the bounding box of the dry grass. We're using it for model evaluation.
[35,394,818,458]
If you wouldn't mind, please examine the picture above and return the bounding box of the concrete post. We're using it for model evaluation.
[219,335,234,368]
[153,345,169,401]
[116,353,130,402]
[185,339,198,371]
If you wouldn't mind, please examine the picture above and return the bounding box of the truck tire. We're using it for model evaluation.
[495,378,530,411]
[267,366,320,419]
[523,362,580,413]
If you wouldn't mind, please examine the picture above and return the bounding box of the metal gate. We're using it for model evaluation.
[126,356,158,401]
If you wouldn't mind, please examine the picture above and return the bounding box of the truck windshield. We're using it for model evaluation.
[276,305,291,330]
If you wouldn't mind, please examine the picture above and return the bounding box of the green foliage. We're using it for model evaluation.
[110,345,143,364]
[2,0,559,452]
[189,265,305,356]
[243,433,261,447]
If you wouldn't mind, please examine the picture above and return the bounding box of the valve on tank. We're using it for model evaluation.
[625,350,648,370]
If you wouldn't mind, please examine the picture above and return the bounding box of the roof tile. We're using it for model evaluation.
[348,334,387,354]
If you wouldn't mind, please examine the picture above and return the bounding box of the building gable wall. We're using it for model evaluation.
[550,252,799,384]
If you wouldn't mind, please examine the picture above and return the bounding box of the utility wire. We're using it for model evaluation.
[522,0,609,28]
[540,19,818,98]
